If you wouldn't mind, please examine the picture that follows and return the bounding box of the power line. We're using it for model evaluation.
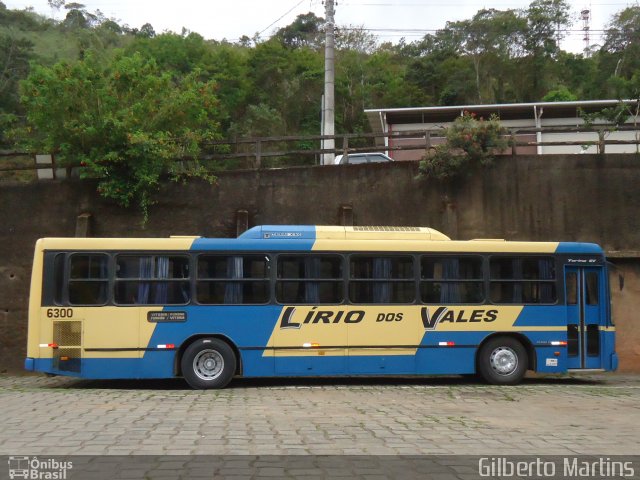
[258,0,306,36]
[341,1,634,5]
[345,27,613,33]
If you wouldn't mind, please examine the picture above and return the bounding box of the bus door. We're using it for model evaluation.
[565,266,605,369]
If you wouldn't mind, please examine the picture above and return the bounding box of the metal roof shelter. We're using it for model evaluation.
[365,99,639,158]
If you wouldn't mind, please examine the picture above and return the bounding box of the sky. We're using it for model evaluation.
[4,0,636,53]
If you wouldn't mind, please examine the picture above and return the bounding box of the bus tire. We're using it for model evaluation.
[477,336,527,385]
[181,338,236,389]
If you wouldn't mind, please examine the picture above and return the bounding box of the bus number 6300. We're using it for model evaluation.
[46,308,73,319]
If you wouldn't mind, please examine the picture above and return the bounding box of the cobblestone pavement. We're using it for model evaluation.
[1,373,639,456]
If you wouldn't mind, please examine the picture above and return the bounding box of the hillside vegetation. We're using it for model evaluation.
[1,0,638,215]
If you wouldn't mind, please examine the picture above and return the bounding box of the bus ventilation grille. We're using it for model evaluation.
[353,226,421,232]
[53,321,82,373]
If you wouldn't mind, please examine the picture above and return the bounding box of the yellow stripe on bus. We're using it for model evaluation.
[37,237,196,251]
[312,240,560,253]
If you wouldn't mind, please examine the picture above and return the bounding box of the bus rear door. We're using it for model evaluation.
[565,266,606,369]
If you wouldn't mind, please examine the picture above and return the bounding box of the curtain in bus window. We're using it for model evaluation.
[512,259,523,303]
[153,256,170,304]
[441,258,462,303]
[224,256,243,304]
[137,257,153,304]
[538,258,555,303]
[304,257,321,303]
[373,258,392,303]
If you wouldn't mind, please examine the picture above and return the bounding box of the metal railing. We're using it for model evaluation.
[1,125,639,176]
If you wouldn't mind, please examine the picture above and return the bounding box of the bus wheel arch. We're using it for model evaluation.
[476,333,533,385]
[176,335,242,387]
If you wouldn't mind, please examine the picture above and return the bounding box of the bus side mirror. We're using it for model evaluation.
[619,274,624,291]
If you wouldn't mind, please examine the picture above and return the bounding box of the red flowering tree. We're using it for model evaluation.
[419,112,508,180]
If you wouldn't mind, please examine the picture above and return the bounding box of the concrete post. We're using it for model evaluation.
[75,213,92,237]
[236,209,249,237]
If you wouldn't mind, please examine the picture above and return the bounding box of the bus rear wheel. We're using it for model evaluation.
[477,336,528,385]
[181,338,236,389]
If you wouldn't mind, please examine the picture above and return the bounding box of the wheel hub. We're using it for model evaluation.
[490,346,518,375]
[193,349,224,381]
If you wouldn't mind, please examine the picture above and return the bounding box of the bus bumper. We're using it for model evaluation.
[24,357,35,371]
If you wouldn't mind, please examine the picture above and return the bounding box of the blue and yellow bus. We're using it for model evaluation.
[25,225,617,388]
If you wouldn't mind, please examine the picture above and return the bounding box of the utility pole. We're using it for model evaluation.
[322,0,336,165]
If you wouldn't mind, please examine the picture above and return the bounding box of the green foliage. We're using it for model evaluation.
[0,111,17,148]
[580,102,633,129]
[246,38,323,136]
[2,0,640,139]
[274,12,324,49]
[127,32,211,74]
[18,51,220,220]
[419,113,508,180]
[0,33,33,112]
[602,6,640,74]
[335,25,378,54]
[0,0,639,198]
[543,85,578,102]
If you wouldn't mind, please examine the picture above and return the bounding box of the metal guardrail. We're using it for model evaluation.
[1,125,639,174]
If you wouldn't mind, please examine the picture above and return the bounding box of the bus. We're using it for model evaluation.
[25,225,618,389]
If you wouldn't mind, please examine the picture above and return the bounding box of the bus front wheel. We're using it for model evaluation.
[477,336,528,385]
[181,338,236,389]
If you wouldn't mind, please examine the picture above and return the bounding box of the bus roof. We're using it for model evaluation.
[35,226,605,255]
[238,225,452,241]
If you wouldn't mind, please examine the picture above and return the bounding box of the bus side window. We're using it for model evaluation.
[276,255,342,304]
[53,254,65,305]
[197,255,270,305]
[349,256,414,304]
[586,272,599,305]
[489,256,556,304]
[115,255,191,305]
[420,256,484,304]
[566,272,577,305]
[68,254,109,305]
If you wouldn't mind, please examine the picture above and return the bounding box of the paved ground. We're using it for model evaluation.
[1,373,639,456]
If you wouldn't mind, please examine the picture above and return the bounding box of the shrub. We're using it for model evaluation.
[419,113,508,180]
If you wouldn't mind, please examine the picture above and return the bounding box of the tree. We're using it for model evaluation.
[246,39,322,135]
[274,12,324,49]
[448,9,526,103]
[542,85,577,102]
[62,2,96,29]
[19,51,221,220]
[227,103,287,168]
[137,23,156,38]
[336,25,377,54]
[127,32,212,74]
[520,0,571,99]
[602,6,640,79]
[206,43,251,130]
[524,0,570,57]
[0,34,33,113]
